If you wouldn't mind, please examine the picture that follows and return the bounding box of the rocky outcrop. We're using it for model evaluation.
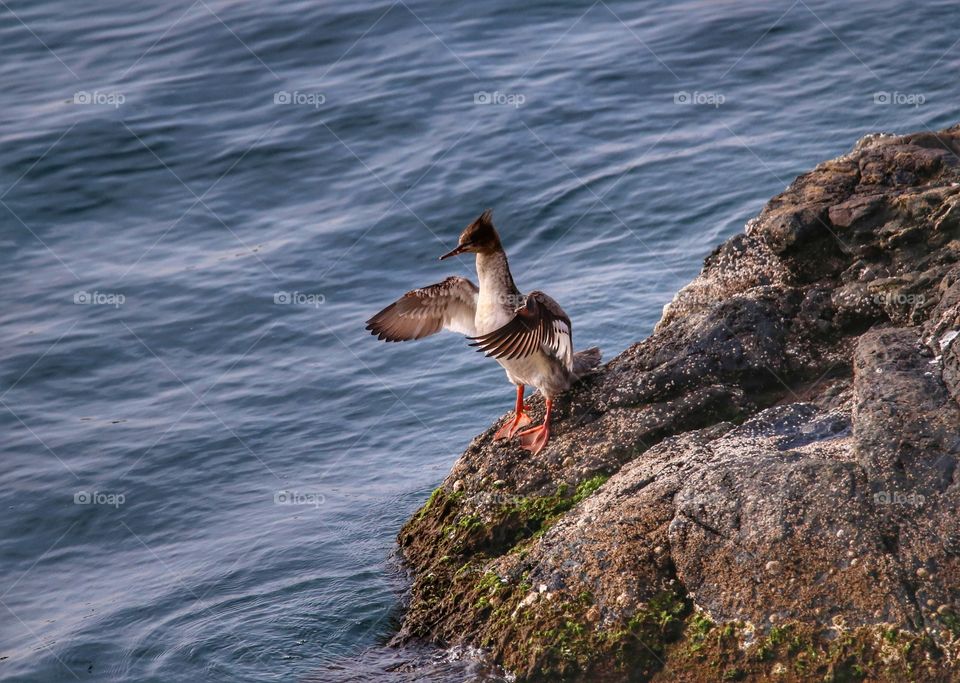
[392,126,960,681]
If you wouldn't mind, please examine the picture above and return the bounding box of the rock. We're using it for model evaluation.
[828,193,886,229]
[392,125,960,682]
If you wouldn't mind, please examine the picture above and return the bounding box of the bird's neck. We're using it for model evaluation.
[476,249,519,299]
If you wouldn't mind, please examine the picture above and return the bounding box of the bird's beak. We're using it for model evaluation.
[439,244,468,260]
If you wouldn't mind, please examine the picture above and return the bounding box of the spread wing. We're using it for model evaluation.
[468,291,573,371]
[366,276,478,341]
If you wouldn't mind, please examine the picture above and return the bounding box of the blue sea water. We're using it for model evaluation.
[0,0,956,680]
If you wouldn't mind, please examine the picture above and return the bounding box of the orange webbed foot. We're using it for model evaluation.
[517,423,550,454]
[517,398,553,455]
[495,410,532,440]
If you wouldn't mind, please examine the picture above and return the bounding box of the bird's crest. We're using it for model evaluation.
[459,208,501,253]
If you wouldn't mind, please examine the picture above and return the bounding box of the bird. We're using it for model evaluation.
[364,209,601,454]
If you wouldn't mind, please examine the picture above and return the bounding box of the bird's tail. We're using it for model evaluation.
[572,347,602,379]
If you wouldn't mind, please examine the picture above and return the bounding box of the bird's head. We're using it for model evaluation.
[439,209,502,260]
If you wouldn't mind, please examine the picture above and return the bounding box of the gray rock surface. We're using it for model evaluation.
[393,125,960,681]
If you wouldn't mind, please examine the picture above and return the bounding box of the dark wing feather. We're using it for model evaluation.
[365,276,478,341]
[468,291,573,371]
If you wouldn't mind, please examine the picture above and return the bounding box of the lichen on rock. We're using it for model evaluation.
[392,125,960,681]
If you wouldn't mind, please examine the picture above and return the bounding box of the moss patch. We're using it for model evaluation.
[401,475,612,572]
[474,584,690,682]
[656,619,957,683]
[508,474,611,542]
[395,476,613,646]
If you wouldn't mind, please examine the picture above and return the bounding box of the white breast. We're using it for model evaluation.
[475,292,513,334]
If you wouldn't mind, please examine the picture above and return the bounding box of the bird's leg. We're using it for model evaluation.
[518,398,552,455]
[494,384,532,440]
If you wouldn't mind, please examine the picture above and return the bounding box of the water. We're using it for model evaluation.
[0,1,955,680]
